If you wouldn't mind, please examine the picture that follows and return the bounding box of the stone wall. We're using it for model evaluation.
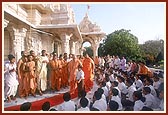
[4,3,104,61]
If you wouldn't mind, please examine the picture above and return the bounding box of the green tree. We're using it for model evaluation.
[139,39,164,65]
[156,51,164,62]
[140,39,164,57]
[99,29,141,60]
[84,46,93,58]
[98,43,105,57]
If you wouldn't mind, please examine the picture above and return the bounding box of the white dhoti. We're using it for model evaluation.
[4,62,18,98]
[4,84,18,98]
[38,67,47,91]
[37,56,49,91]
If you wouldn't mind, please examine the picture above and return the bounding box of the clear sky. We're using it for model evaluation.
[71,2,165,45]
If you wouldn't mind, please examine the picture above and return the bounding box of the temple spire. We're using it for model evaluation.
[86,4,90,16]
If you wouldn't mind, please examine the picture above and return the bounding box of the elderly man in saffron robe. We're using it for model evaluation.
[82,53,95,91]
[49,53,61,91]
[61,53,69,88]
[17,51,27,98]
[68,54,82,93]
[136,61,153,82]
[24,55,37,97]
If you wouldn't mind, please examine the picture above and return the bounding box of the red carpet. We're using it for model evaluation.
[4,88,83,111]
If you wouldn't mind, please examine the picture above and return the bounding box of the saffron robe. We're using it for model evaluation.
[68,59,82,91]
[82,57,94,91]
[49,59,61,91]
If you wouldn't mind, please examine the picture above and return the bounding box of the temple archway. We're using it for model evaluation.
[79,13,106,57]
[82,41,93,57]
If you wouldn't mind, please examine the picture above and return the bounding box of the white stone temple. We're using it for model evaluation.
[3,3,106,61]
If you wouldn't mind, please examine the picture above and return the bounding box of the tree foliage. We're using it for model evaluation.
[84,46,93,57]
[156,52,164,62]
[99,29,141,60]
[98,43,105,57]
[139,39,164,65]
[139,39,164,57]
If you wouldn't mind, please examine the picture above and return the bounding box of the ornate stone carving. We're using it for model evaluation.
[60,33,70,54]
[79,13,101,33]
[4,3,105,59]
[53,4,61,12]
[4,19,9,28]
[6,26,28,60]
[60,4,68,12]
[20,28,27,37]
[26,31,33,51]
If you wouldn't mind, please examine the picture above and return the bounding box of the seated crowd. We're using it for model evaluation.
[19,55,164,111]
[6,51,164,111]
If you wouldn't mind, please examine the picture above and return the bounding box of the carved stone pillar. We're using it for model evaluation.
[26,30,42,53]
[60,33,70,55]
[93,38,99,57]
[41,33,52,53]
[57,42,62,56]
[7,27,19,60]
[7,27,27,61]
[20,28,27,52]
[93,45,99,58]
[70,40,75,54]
[76,39,83,56]
[75,42,81,56]
[26,30,33,51]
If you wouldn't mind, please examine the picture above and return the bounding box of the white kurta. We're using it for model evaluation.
[4,62,18,98]
[92,98,107,111]
[109,74,117,82]
[153,81,161,90]
[111,95,123,110]
[144,93,159,109]
[118,82,128,94]
[58,100,76,111]
[37,56,49,91]
[102,86,109,97]
[76,70,85,80]
[120,58,126,71]
[134,100,144,111]
[114,58,120,69]
[146,85,157,97]
[158,99,164,111]
[127,85,137,102]
[77,107,90,111]
[113,87,121,98]
[106,81,111,91]
[135,79,143,89]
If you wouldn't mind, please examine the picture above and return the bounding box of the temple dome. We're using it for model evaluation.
[79,13,101,33]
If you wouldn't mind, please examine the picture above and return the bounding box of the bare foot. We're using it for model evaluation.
[7,96,11,103]
[7,99,11,103]
[12,97,16,101]
[39,91,43,96]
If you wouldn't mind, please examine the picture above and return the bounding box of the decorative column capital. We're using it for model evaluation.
[4,19,9,28]
[60,33,70,41]
[20,28,27,33]
[7,26,17,33]
[58,28,73,37]
[6,26,20,39]
[19,28,27,37]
